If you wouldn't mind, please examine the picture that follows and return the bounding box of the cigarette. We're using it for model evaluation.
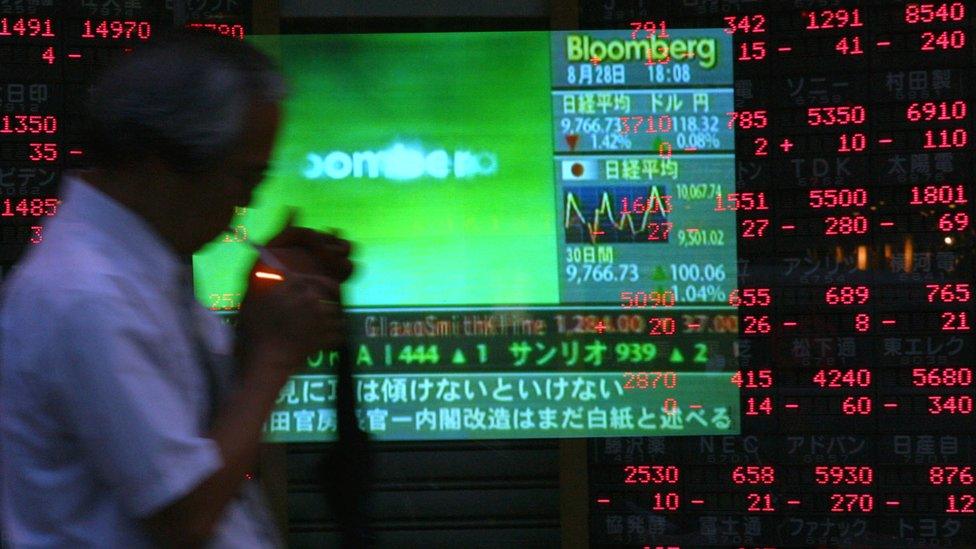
[251,243,291,279]
[254,271,284,281]
[249,242,339,305]
[253,244,289,272]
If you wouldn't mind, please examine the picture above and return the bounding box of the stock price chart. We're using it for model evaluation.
[580,0,976,547]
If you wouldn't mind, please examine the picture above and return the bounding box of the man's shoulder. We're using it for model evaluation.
[2,233,134,320]
[0,236,144,389]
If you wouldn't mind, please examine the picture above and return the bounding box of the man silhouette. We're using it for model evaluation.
[0,32,353,548]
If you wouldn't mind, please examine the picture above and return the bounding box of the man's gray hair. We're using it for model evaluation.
[83,31,288,173]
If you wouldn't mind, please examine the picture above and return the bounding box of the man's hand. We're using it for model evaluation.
[239,273,345,371]
[238,209,355,373]
[260,208,354,282]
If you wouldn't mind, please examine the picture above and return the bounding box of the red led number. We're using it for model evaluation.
[747,493,775,512]
[648,317,677,336]
[737,41,766,62]
[910,185,967,205]
[0,115,57,134]
[81,20,151,40]
[621,194,672,214]
[815,466,874,485]
[730,369,773,388]
[924,129,968,149]
[804,9,863,30]
[807,106,866,127]
[658,141,672,159]
[745,397,773,415]
[732,466,775,485]
[830,493,874,512]
[913,367,973,387]
[624,465,679,484]
[947,495,975,513]
[743,315,771,334]
[726,110,768,130]
[838,133,867,152]
[930,466,975,485]
[620,290,676,308]
[740,218,769,238]
[921,30,966,51]
[813,369,872,388]
[938,212,969,232]
[728,288,771,307]
[826,286,870,305]
[0,198,59,217]
[906,3,966,23]
[662,398,678,414]
[941,312,970,331]
[621,372,677,390]
[28,143,57,162]
[926,284,971,303]
[0,17,55,37]
[185,22,245,40]
[753,137,768,156]
[907,100,967,122]
[652,492,680,511]
[834,36,864,55]
[842,396,872,415]
[809,188,867,208]
[629,20,668,40]
[929,395,973,414]
[723,14,767,34]
[715,192,768,212]
[825,215,868,235]
[646,222,673,241]
[619,115,673,135]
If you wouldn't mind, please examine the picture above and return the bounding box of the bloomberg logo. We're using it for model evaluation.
[303,143,498,181]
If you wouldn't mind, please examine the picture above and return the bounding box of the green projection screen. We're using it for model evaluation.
[193,30,740,441]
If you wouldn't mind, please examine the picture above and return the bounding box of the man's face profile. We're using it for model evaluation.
[181,100,282,251]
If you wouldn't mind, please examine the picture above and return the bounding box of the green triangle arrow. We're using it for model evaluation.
[652,265,668,281]
[669,347,685,363]
[452,348,467,364]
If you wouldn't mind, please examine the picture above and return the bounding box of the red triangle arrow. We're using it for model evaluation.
[566,134,579,151]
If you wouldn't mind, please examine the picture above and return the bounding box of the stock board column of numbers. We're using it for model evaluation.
[735,1,976,545]
[577,1,976,547]
[878,0,976,533]
[61,0,164,168]
[0,4,63,260]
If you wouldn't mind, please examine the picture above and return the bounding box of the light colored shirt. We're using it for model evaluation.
[0,175,283,548]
